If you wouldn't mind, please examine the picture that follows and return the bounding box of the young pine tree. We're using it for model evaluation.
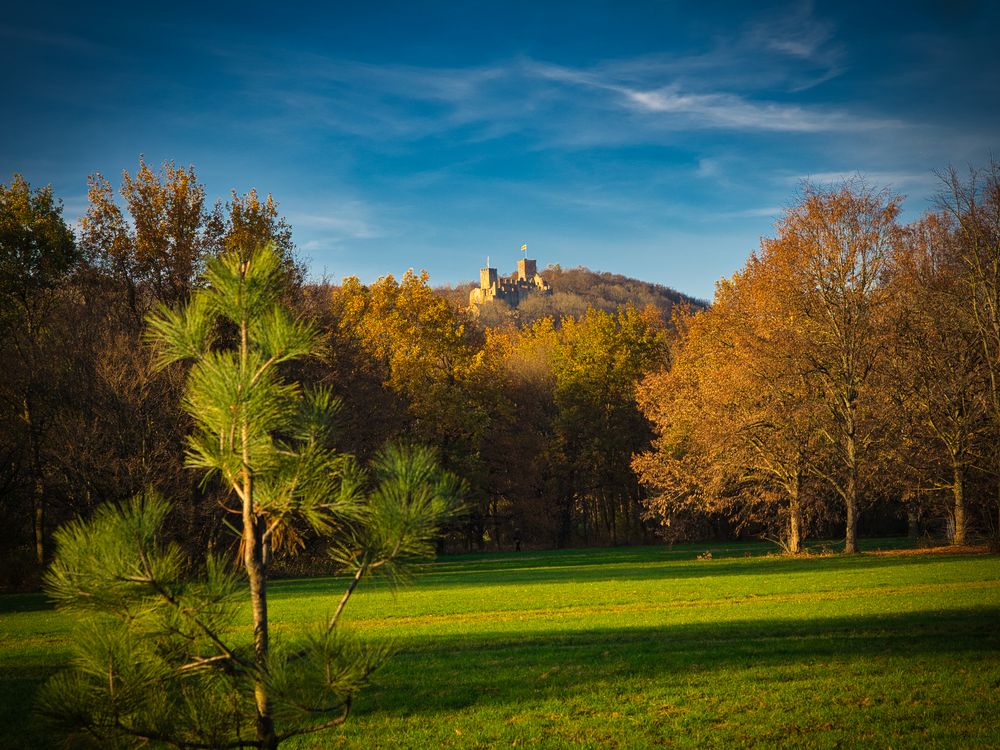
[39,243,463,749]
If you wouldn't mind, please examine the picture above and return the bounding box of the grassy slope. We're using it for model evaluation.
[2,541,998,748]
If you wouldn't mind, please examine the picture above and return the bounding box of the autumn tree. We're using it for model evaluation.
[329,271,484,544]
[326,278,671,549]
[937,162,1000,538]
[207,188,302,289]
[81,158,212,319]
[758,182,900,552]
[0,175,78,565]
[635,278,828,553]
[64,160,220,552]
[726,267,832,553]
[633,307,723,542]
[40,243,463,748]
[885,214,989,544]
[71,159,305,556]
[466,319,562,546]
[636,183,900,553]
[552,305,669,546]
[461,305,668,549]
[82,158,301,318]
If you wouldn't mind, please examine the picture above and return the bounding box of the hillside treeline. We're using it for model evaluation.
[2,159,999,587]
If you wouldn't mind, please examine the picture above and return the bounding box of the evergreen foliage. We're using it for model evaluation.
[38,243,463,748]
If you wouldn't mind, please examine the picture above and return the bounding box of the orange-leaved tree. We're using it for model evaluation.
[885,213,989,544]
[757,182,901,552]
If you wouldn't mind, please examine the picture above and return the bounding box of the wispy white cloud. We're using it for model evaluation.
[617,85,887,132]
[745,2,839,62]
[523,56,892,135]
[741,1,845,91]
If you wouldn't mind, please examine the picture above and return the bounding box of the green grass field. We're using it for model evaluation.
[2,540,998,748]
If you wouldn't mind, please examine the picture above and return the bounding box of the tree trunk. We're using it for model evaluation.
[24,396,45,565]
[240,312,276,750]
[606,504,613,545]
[996,478,1000,545]
[556,493,574,548]
[33,478,45,565]
[244,512,276,750]
[843,432,859,554]
[787,477,802,555]
[490,498,501,551]
[907,507,919,540]
[844,494,858,553]
[952,461,966,546]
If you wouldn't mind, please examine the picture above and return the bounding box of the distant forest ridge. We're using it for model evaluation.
[434,264,707,325]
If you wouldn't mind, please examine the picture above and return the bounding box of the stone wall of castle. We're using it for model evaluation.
[469,257,552,307]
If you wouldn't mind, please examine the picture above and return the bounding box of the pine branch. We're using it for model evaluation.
[275,698,351,741]
[325,564,366,635]
[134,540,252,673]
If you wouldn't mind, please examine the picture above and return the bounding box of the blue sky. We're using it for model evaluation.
[2,1,998,300]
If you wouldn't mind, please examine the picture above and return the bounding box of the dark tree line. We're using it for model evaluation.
[1,161,301,587]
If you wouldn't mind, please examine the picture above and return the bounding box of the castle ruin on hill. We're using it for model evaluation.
[469,255,552,308]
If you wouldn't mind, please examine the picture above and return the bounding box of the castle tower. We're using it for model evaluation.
[517,258,537,281]
[480,266,498,289]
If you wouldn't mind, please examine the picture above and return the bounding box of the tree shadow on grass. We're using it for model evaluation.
[12,607,997,749]
[0,592,54,614]
[4,602,998,749]
[356,606,1000,718]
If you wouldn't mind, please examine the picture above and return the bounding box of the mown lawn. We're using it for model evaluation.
[2,540,998,748]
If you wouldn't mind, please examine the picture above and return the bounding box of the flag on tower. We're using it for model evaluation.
[521,243,527,253]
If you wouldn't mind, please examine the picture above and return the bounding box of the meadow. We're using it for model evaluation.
[1,540,998,748]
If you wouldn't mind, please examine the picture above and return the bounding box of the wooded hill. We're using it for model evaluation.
[435,264,706,326]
